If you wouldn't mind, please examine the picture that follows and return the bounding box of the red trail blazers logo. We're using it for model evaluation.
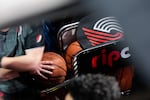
[82,16,124,46]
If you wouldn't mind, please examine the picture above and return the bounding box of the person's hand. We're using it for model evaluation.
[30,60,55,80]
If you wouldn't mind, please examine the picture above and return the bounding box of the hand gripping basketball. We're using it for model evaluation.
[35,52,67,88]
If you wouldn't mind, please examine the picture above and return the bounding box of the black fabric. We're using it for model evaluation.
[76,13,124,49]
[24,24,45,49]
[83,0,150,96]
[0,33,7,57]
[0,32,7,68]
[3,27,18,57]
[74,40,133,75]
[2,87,40,100]
[0,77,27,94]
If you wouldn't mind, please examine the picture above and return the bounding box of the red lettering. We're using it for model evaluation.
[91,56,100,69]
[108,51,120,67]
[91,47,130,68]
[102,49,107,65]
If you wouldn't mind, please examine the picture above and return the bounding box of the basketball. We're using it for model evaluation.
[65,41,82,70]
[113,65,134,91]
[35,52,67,88]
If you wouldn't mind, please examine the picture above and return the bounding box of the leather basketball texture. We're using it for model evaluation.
[65,41,82,70]
[36,52,67,88]
[112,65,134,91]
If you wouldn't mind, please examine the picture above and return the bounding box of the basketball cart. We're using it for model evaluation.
[40,21,134,99]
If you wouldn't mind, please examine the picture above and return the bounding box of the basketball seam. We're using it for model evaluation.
[53,64,67,72]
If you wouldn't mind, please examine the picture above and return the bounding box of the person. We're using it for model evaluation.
[0,23,55,100]
[65,73,121,100]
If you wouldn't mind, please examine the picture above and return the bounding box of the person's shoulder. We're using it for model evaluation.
[21,23,43,34]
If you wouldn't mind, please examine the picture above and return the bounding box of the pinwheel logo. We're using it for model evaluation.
[82,17,124,46]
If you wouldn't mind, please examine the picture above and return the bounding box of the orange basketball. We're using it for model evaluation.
[65,41,82,70]
[113,65,134,91]
[36,52,67,88]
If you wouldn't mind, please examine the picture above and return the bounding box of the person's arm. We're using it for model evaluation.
[1,46,43,71]
[1,46,53,79]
